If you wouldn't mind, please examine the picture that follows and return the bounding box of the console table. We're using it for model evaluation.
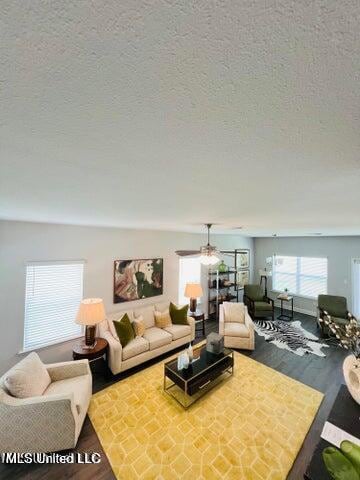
[305,385,360,479]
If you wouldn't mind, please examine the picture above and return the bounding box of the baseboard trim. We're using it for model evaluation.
[273,300,316,318]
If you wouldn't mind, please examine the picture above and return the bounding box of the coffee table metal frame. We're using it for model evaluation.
[163,346,234,409]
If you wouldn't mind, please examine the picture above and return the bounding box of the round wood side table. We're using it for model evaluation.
[73,338,109,377]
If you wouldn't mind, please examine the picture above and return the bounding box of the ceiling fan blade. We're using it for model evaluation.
[175,250,200,257]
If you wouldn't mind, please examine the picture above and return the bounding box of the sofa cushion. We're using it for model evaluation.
[244,285,264,301]
[4,352,51,399]
[223,302,245,323]
[43,374,90,415]
[122,337,149,360]
[132,316,146,337]
[224,322,250,338]
[107,310,133,341]
[113,314,135,347]
[164,324,191,341]
[154,310,172,328]
[143,327,172,350]
[169,303,189,325]
[134,305,155,329]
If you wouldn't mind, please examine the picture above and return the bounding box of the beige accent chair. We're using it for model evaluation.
[0,359,92,453]
[219,302,255,350]
[99,301,195,375]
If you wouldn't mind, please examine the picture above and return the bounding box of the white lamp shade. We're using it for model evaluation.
[76,298,106,326]
[259,269,272,277]
[184,283,203,298]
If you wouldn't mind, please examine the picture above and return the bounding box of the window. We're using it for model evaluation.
[23,261,84,351]
[178,257,201,305]
[272,255,327,298]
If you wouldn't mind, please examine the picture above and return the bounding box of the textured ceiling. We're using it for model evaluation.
[1,0,360,236]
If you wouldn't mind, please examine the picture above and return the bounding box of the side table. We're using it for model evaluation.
[73,337,109,377]
[277,295,294,321]
[188,310,205,336]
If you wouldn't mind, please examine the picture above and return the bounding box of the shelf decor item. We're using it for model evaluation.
[114,258,163,303]
[76,298,106,349]
[218,260,228,273]
[319,311,360,404]
[184,283,203,313]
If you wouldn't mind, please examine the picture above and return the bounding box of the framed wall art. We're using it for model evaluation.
[236,249,250,270]
[113,258,163,303]
[237,269,250,290]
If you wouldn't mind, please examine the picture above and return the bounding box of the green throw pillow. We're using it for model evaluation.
[113,313,135,347]
[169,302,189,325]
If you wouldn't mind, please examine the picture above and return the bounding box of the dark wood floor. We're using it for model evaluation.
[0,309,347,480]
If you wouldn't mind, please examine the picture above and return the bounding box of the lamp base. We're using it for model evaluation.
[189,298,197,313]
[84,325,97,349]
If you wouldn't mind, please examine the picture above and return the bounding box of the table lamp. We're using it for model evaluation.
[259,269,272,297]
[76,298,106,349]
[184,283,203,313]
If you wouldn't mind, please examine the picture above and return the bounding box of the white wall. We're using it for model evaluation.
[254,236,360,316]
[0,220,253,373]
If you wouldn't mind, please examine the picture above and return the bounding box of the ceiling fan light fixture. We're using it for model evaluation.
[199,224,220,266]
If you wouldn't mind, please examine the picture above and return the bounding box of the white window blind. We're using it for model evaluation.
[178,257,201,305]
[272,255,327,298]
[24,261,84,351]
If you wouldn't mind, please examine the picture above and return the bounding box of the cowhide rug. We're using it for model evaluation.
[254,319,329,357]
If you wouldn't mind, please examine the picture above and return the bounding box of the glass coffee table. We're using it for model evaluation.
[163,344,234,409]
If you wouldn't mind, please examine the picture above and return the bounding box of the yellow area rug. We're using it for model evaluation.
[89,351,323,480]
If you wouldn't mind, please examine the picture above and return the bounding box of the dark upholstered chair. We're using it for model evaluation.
[317,294,350,336]
[243,284,274,320]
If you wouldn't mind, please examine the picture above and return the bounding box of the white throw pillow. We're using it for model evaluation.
[4,352,51,398]
[224,302,245,324]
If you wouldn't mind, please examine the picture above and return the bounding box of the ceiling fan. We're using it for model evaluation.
[175,223,221,265]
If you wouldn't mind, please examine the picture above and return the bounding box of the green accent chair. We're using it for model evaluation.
[317,294,350,336]
[244,284,274,320]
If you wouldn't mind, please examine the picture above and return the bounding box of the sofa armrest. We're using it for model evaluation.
[219,305,225,335]
[187,316,195,340]
[46,359,91,382]
[102,329,122,375]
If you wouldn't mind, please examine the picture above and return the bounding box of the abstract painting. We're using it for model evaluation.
[113,258,163,303]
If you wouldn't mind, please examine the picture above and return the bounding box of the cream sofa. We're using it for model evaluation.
[0,359,92,453]
[219,302,255,350]
[99,301,195,375]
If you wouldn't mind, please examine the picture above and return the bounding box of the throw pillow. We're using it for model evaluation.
[154,310,172,328]
[113,313,135,347]
[132,315,146,337]
[169,302,189,325]
[4,352,51,399]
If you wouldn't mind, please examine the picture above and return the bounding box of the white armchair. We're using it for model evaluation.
[219,302,255,350]
[0,359,92,453]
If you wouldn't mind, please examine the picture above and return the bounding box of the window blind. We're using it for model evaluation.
[272,255,327,298]
[24,261,84,351]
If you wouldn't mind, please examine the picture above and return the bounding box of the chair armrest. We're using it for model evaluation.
[244,308,254,332]
[265,297,274,306]
[187,317,195,340]
[102,329,122,375]
[0,391,78,453]
[219,305,225,335]
[46,359,91,382]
